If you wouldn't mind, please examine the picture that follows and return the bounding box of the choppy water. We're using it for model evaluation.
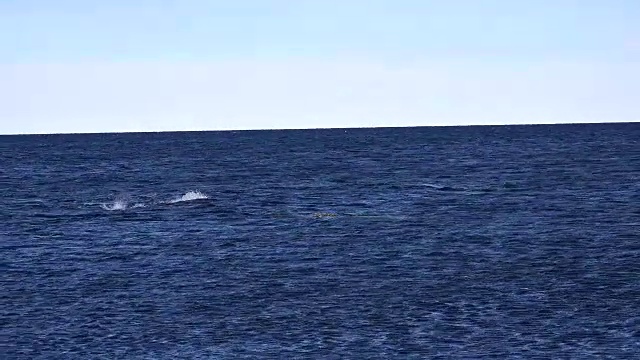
[2,124,639,358]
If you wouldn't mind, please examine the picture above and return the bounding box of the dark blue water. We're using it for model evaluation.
[2,124,639,358]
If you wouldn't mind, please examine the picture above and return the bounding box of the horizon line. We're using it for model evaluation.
[1,121,636,136]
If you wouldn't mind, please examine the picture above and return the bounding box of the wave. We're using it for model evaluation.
[422,183,496,194]
[168,191,209,204]
[423,183,462,192]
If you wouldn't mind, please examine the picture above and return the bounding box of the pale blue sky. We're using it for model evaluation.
[1,0,638,134]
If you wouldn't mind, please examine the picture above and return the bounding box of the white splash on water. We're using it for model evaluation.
[101,199,128,211]
[169,191,209,203]
[99,191,209,210]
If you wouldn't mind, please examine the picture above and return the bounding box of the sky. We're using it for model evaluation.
[0,0,638,134]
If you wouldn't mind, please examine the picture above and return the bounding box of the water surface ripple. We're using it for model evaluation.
[2,124,639,358]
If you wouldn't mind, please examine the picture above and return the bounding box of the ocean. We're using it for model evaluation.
[2,123,639,358]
